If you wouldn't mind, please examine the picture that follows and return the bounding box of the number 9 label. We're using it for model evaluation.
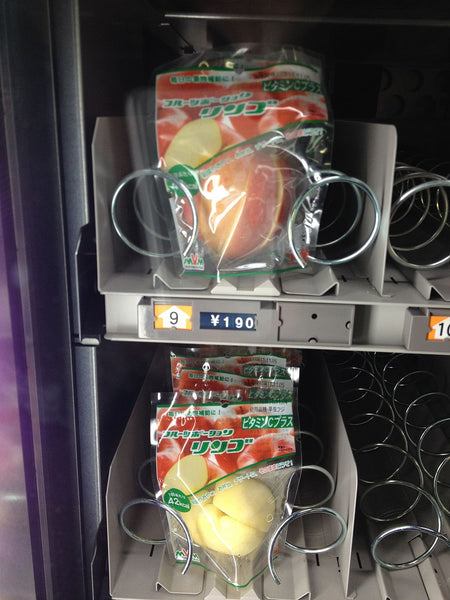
[154,305,193,330]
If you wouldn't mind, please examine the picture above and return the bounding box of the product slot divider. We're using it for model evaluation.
[209,275,282,297]
[93,117,139,291]
[404,268,450,302]
[332,121,398,298]
[263,547,310,600]
[424,538,450,599]
[375,561,428,600]
[411,536,450,600]
[153,261,213,292]
[365,518,447,600]
[373,530,450,600]
[280,265,340,297]
[307,353,358,598]
[156,549,206,596]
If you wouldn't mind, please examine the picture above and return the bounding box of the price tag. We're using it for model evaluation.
[200,312,256,331]
[154,305,193,330]
[427,316,450,340]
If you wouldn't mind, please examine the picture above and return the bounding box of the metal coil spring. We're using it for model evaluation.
[119,459,347,585]
[111,164,380,269]
[325,351,450,570]
[387,162,450,269]
[288,170,380,267]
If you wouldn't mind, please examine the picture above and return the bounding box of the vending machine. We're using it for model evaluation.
[1,1,450,599]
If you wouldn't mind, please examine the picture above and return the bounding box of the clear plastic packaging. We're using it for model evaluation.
[150,347,301,587]
[170,346,303,392]
[117,349,355,588]
[121,45,333,279]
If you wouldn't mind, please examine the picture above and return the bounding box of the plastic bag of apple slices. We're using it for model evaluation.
[151,390,301,587]
[170,347,303,394]
[170,351,290,390]
[152,45,333,277]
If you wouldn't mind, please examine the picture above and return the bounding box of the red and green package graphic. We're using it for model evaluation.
[154,48,331,274]
[157,401,296,486]
[173,367,294,404]
[154,394,299,585]
[170,351,288,387]
[155,63,328,168]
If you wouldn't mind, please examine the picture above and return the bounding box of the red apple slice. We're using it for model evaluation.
[197,151,286,261]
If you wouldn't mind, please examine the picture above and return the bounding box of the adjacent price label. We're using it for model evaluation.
[154,305,193,330]
[200,312,256,331]
[427,316,450,341]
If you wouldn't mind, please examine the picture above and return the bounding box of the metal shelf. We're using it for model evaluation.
[93,117,450,353]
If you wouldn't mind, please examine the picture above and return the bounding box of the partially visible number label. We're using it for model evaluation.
[200,312,256,331]
[427,316,450,341]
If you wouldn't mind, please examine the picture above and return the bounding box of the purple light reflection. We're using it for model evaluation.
[0,213,35,599]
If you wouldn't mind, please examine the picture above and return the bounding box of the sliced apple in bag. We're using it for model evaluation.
[197,151,287,261]
[218,515,264,556]
[213,478,275,532]
[181,498,212,546]
[163,454,208,495]
[164,118,222,169]
[197,504,264,556]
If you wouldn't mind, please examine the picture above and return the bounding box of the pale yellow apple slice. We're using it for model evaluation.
[181,500,209,545]
[196,504,264,556]
[213,479,275,532]
[164,118,222,169]
[219,515,264,556]
[163,455,208,495]
[196,504,231,554]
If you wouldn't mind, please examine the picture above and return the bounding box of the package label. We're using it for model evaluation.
[156,401,295,494]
